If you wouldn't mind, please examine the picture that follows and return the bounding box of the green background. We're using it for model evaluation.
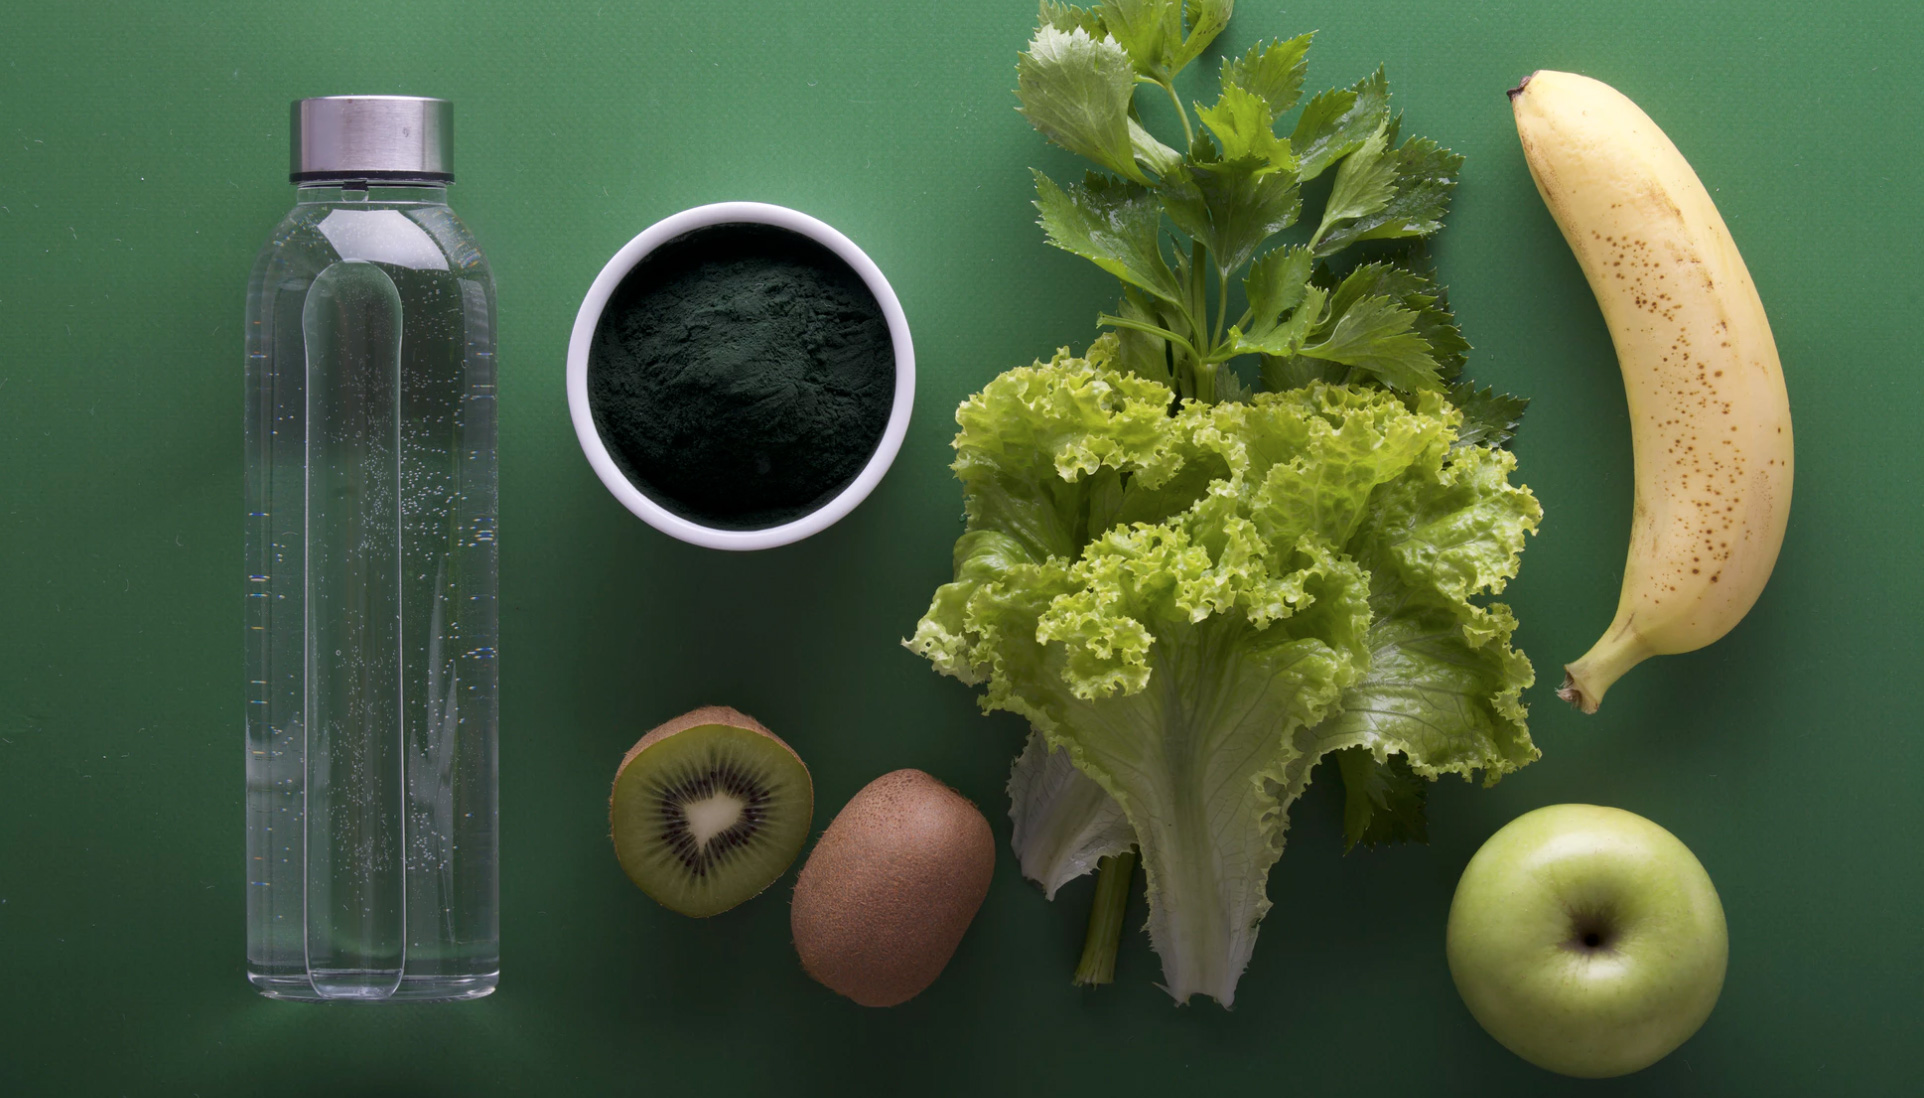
[2,0,1916,1092]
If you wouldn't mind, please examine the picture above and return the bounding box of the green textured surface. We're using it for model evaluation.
[1,0,1917,1092]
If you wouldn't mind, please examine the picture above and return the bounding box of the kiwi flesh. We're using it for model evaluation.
[610,706,813,917]
[790,769,995,1006]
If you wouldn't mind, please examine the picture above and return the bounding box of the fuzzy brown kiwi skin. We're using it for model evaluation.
[609,705,809,836]
[790,769,995,1007]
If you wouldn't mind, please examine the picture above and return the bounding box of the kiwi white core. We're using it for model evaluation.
[683,792,746,848]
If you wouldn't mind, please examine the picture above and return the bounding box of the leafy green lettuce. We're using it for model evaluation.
[908,341,1540,1005]
[909,1,1541,1007]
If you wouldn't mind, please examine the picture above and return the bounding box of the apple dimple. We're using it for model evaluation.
[1565,908,1618,953]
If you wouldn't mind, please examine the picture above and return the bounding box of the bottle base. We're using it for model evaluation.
[249,970,498,1003]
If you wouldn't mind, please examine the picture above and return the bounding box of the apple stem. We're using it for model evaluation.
[1072,848,1137,987]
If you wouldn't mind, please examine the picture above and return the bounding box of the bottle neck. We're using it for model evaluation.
[297,181,449,205]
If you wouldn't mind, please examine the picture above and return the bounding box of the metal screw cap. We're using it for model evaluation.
[291,96,453,183]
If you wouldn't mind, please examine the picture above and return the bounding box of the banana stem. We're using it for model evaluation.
[1072,848,1137,987]
[1559,626,1654,714]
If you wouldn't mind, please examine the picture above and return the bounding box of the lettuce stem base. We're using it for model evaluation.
[1072,848,1137,986]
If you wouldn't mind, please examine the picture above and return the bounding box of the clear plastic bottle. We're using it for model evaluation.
[244,97,498,1001]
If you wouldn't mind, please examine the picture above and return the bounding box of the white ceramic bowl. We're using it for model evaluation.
[566,201,915,550]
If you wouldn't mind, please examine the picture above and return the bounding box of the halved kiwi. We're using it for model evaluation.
[610,706,813,917]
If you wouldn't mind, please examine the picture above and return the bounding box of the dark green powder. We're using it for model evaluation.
[587,223,896,530]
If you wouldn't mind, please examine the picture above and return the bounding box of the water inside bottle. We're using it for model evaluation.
[244,187,498,1001]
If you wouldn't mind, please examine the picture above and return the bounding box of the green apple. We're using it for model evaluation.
[1445,804,1727,1078]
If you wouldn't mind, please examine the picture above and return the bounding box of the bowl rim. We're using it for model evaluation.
[565,200,915,551]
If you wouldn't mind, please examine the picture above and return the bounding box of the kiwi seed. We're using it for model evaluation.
[610,706,813,918]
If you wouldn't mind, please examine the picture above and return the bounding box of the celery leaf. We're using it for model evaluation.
[1234,282,1323,358]
[1312,124,1399,255]
[1241,244,1315,338]
[1040,1,1107,36]
[1035,170,1184,307]
[1448,383,1530,451]
[1018,26,1150,182]
[1314,136,1464,254]
[1197,83,1295,167]
[1159,159,1302,275]
[1327,261,1469,381]
[1220,34,1312,117]
[1169,0,1235,74]
[1334,747,1428,851]
[1098,0,1182,76]
[1291,67,1391,182]
[1298,294,1441,392]
[1129,116,1184,177]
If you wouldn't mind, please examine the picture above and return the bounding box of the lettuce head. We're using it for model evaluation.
[907,338,1540,1006]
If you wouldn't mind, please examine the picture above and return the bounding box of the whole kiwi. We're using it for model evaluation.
[790,769,995,1007]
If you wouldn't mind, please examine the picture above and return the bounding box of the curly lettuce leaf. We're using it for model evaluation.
[1020,531,1372,1005]
[1006,427,1539,873]
[1009,729,1136,898]
[1293,439,1541,804]
[912,353,1538,1005]
[946,339,1183,562]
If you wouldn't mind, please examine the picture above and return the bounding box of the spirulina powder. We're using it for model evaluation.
[588,223,895,530]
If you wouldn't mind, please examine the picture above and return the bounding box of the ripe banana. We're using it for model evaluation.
[1511,70,1792,714]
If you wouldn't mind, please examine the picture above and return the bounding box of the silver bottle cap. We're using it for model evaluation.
[291,96,454,183]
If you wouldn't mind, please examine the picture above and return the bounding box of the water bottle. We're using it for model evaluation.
[244,96,498,1001]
